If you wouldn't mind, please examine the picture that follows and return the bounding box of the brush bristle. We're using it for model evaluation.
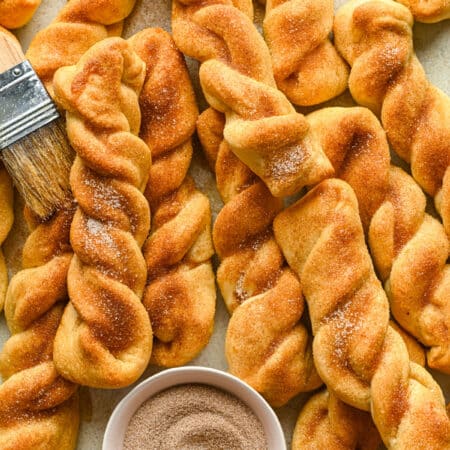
[1,117,74,219]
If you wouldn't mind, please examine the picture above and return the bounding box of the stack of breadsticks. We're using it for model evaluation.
[0,0,448,448]
[174,0,450,447]
[1,1,216,447]
[1,1,142,447]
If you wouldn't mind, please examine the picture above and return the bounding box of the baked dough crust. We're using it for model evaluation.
[0,205,79,450]
[0,164,13,313]
[26,0,137,97]
[0,0,41,29]
[334,0,450,237]
[129,28,216,367]
[173,0,333,197]
[274,178,450,448]
[307,106,450,374]
[263,0,349,106]
[197,108,321,408]
[52,38,152,388]
[396,0,450,22]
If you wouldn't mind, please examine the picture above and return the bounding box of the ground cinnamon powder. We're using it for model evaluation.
[123,383,268,449]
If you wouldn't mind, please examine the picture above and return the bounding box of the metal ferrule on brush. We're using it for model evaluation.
[0,60,60,150]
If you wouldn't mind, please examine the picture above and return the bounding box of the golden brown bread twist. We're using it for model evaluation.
[0,164,13,313]
[308,106,450,374]
[0,205,79,450]
[370,168,450,372]
[26,0,136,97]
[51,37,152,388]
[172,0,254,57]
[274,178,450,448]
[197,108,321,407]
[395,0,450,22]
[334,0,450,237]
[128,28,216,367]
[0,0,41,29]
[172,0,332,197]
[291,322,425,450]
[263,0,349,106]
[292,390,381,450]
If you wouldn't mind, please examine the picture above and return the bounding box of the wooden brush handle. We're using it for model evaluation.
[0,30,25,73]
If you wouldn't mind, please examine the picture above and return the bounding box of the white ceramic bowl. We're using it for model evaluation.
[103,366,286,450]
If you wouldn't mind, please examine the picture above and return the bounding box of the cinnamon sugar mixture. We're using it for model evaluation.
[123,383,268,450]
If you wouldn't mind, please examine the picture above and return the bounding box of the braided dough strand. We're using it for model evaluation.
[173,0,332,197]
[0,0,41,29]
[175,0,324,405]
[308,107,450,374]
[129,28,216,367]
[263,0,349,106]
[0,205,79,450]
[395,0,450,22]
[334,0,450,237]
[197,108,321,407]
[52,38,152,388]
[26,0,136,97]
[274,178,450,448]
[292,322,425,450]
[292,390,381,450]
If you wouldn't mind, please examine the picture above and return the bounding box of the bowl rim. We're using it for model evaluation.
[102,365,286,450]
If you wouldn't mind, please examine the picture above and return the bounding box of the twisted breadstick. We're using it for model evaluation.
[274,178,450,448]
[395,0,450,22]
[0,204,79,450]
[197,109,321,407]
[26,0,136,97]
[0,0,41,29]
[292,322,425,449]
[334,0,450,237]
[52,38,152,388]
[371,167,450,371]
[128,28,216,367]
[293,390,381,450]
[173,0,332,197]
[307,106,450,374]
[0,164,13,312]
[263,0,349,106]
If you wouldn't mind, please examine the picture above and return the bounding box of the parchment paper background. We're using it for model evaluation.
[1,0,449,448]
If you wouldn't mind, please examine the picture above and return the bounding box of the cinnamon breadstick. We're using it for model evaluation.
[292,321,425,449]
[172,0,332,198]
[395,0,450,22]
[334,0,450,237]
[307,106,450,374]
[274,178,450,448]
[129,28,216,367]
[174,0,324,405]
[292,390,381,450]
[52,38,152,388]
[263,0,349,106]
[0,204,79,450]
[26,0,137,97]
[0,0,41,29]
[197,109,321,407]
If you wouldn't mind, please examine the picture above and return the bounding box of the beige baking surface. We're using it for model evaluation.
[1,0,449,448]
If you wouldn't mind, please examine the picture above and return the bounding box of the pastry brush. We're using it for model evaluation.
[0,30,73,218]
